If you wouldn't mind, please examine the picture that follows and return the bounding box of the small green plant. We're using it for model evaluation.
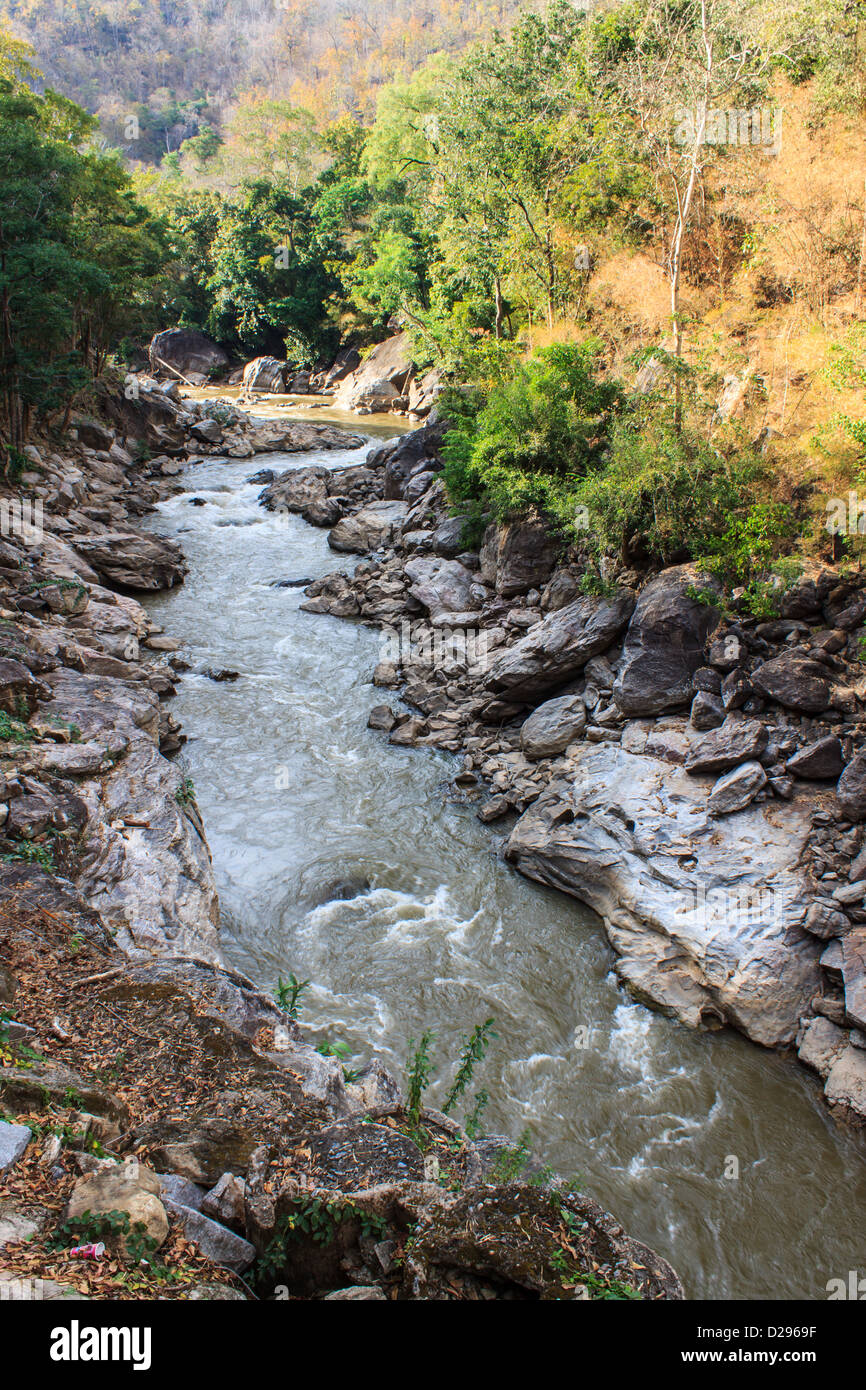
[442,1018,497,1116]
[491,1128,532,1182]
[464,1088,489,1140]
[274,973,310,1019]
[254,1198,387,1288]
[2,838,55,871]
[406,1030,435,1132]
[48,1209,159,1266]
[175,775,196,807]
[0,710,33,744]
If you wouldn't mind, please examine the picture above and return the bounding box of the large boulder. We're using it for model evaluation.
[520,694,586,759]
[751,652,832,714]
[485,591,635,704]
[505,742,820,1045]
[613,566,722,717]
[328,501,408,554]
[72,532,187,591]
[685,717,768,775]
[403,557,477,623]
[479,519,560,598]
[148,328,228,383]
[242,357,286,394]
[322,346,361,390]
[708,760,767,815]
[334,332,414,412]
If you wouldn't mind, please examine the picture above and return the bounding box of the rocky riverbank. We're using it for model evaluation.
[0,380,683,1301]
[268,419,866,1129]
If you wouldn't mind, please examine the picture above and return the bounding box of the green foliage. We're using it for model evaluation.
[574,413,768,567]
[174,775,196,807]
[405,1029,435,1131]
[0,710,33,744]
[491,1128,533,1182]
[442,340,623,523]
[274,973,311,1019]
[442,1019,497,1116]
[255,1198,387,1288]
[48,1208,159,1266]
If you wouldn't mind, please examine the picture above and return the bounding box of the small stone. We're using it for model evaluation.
[0,1122,32,1171]
[324,1286,387,1301]
[708,760,767,816]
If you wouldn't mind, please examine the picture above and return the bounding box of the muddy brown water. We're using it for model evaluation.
[143,402,866,1299]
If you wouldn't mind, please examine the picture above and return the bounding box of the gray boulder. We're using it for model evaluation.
[520,695,587,760]
[837,753,866,822]
[485,591,635,704]
[613,566,722,717]
[328,501,408,554]
[685,717,768,776]
[403,557,477,622]
[242,357,286,394]
[149,328,228,382]
[479,519,560,598]
[786,737,844,781]
[751,653,832,714]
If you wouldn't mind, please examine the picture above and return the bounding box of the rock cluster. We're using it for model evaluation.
[290,421,866,1125]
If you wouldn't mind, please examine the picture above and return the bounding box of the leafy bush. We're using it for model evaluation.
[442,340,623,523]
[574,415,768,567]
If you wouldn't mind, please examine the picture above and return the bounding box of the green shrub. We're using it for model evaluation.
[574,416,768,567]
[442,340,623,523]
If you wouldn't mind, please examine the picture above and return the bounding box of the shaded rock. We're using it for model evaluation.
[520,695,586,760]
[613,566,722,717]
[486,592,635,704]
[67,1163,168,1252]
[190,418,223,445]
[786,737,844,781]
[841,929,866,1030]
[149,328,228,381]
[837,754,866,822]
[751,653,831,714]
[690,691,724,731]
[126,1116,257,1187]
[0,657,42,717]
[708,760,767,816]
[201,1172,246,1230]
[479,519,560,598]
[685,717,768,775]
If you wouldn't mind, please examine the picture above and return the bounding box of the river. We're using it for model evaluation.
[143,413,866,1300]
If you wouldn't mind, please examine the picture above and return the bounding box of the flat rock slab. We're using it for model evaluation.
[164,1200,255,1272]
[505,741,820,1045]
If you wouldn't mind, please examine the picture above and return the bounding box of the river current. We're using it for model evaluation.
[143,414,866,1300]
